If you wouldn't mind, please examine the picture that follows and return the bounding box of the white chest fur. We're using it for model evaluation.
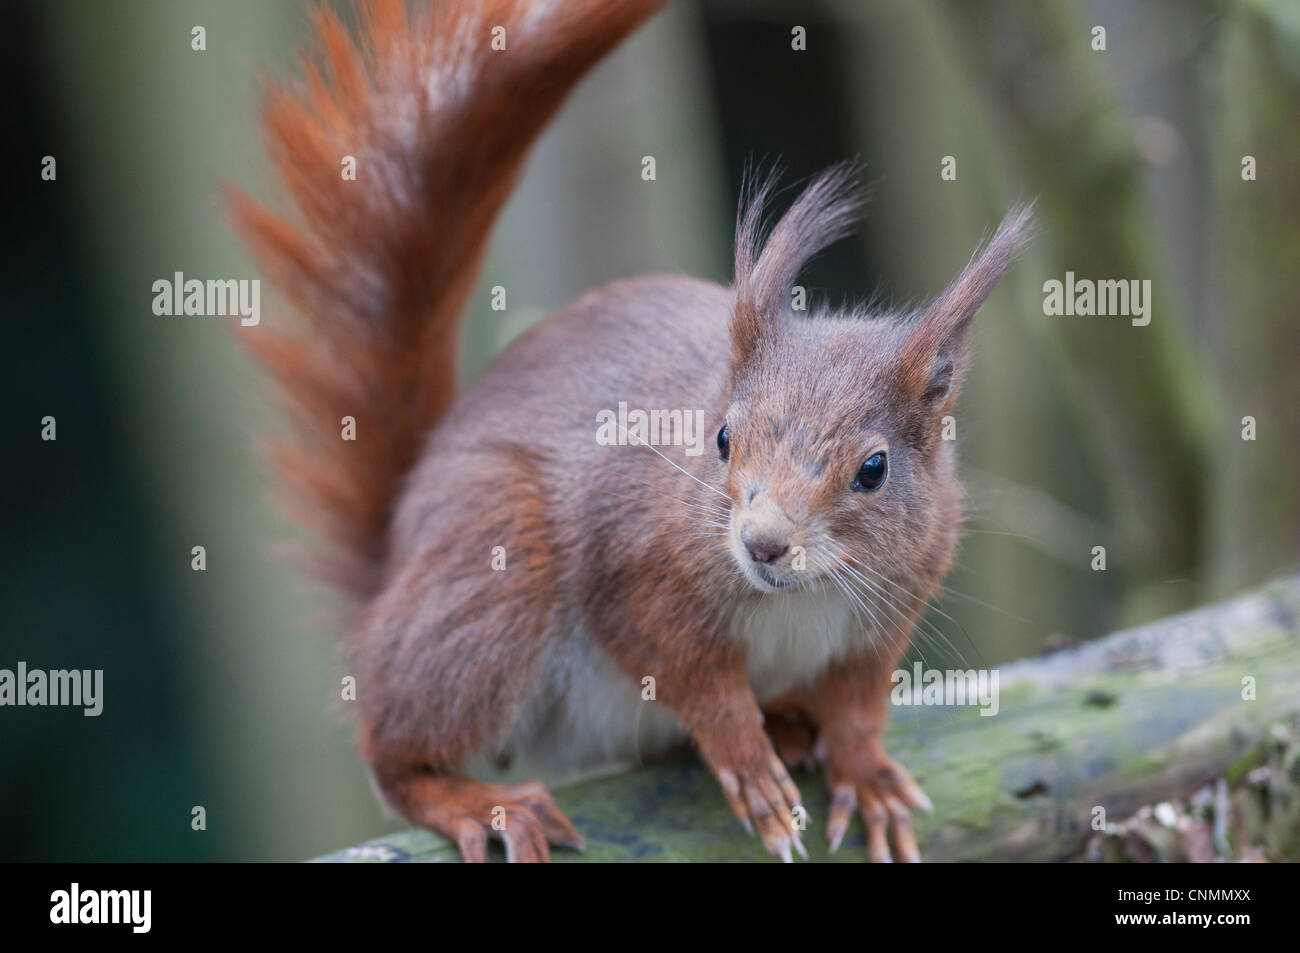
[511,588,865,777]
[737,586,862,701]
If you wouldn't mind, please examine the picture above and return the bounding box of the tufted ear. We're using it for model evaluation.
[898,204,1035,410]
[730,163,867,369]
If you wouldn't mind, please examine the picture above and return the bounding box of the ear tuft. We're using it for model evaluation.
[899,202,1035,406]
[730,161,868,366]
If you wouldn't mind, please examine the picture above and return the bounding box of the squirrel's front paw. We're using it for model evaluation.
[701,736,808,862]
[824,739,931,862]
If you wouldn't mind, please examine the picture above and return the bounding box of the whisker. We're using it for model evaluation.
[938,584,1034,626]
[850,559,986,669]
[615,422,731,501]
[822,539,971,669]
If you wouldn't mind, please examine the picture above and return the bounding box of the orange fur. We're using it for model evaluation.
[231,0,669,597]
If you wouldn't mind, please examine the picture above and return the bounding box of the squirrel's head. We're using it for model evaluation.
[719,164,1033,595]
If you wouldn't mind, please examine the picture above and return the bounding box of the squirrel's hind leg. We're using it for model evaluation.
[761,695,821,772]
[354,457,573,861]
[372,765,583,863]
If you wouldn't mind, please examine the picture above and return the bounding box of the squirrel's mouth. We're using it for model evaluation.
[756,566,793,588]
[741,562,795,592]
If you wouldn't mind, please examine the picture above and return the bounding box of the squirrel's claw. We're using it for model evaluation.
[826,756,929,863]
[398,777,582,863]
[716,754,807,862]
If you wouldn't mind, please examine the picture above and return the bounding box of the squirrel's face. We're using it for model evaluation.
[720,166,1032,597]
[718,318,950,595]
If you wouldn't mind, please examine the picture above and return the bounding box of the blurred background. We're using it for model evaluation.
[2,0,1296,861]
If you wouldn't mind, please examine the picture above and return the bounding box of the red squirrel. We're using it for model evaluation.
[232,0,1031,862]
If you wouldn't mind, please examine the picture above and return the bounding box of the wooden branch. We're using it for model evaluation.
[312,576,1300,862]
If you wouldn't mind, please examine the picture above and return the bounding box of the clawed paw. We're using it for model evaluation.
[451,780,584,863]
[825,750,931,862]
[714,753,808,862]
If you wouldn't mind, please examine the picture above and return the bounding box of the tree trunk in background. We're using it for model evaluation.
[465,0,730,382]
[1206,5,1300,598]
[935,0,1220,623]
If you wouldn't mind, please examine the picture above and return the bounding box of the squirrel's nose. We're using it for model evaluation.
[743,532,789,564]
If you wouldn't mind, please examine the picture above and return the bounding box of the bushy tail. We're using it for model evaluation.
[231,0,666,598]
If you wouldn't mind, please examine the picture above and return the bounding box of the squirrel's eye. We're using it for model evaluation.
[852,452,887,492]
[717,423,730,461]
